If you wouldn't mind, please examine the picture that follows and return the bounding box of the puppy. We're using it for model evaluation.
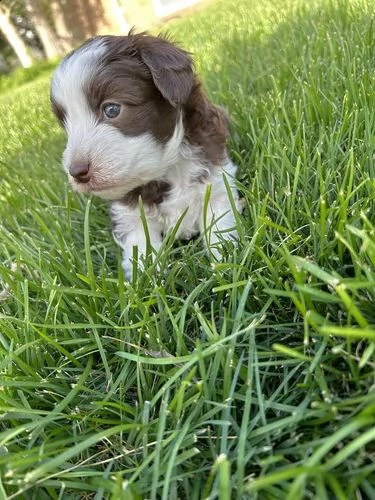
[50,32,242,279]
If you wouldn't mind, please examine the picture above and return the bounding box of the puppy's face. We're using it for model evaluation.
[50,35,194,200]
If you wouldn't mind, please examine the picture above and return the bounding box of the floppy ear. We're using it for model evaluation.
[184,82,230,165]
[138,37,195,107]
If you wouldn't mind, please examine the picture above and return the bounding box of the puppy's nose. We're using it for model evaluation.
[69,162,91,183]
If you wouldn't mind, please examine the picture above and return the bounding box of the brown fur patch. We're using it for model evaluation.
[86,36,179,142]
[184,81,229,165]
[121,180,171,207]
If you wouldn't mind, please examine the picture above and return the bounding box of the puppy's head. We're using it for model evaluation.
[50,33,194,200]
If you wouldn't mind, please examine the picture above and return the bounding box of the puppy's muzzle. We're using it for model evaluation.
[69,161,91,183]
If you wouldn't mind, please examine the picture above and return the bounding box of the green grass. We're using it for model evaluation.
[1,0,375,497]
[0,59,58,96]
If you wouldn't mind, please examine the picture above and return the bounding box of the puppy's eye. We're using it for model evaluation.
[103,103,121,119]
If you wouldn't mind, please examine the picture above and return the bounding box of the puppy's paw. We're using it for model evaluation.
[207,229,239,262]
[122,252,148,281]
[122,263,132,282]
[121,255,137,281]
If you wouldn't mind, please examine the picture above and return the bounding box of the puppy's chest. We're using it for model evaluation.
[159,180,205,238]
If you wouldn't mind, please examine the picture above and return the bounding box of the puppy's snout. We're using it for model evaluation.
[69,162,91,183]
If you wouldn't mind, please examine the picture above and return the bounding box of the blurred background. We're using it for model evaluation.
[0,0,209,74]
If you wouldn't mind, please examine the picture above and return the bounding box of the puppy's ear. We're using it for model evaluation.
[138,37,195,107]
[184,83,230,165]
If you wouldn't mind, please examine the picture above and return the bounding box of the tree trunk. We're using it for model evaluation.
[53,0,129,47]
[101,0,130,33]
[0,6,33,68]
[50,0,75,52]
[24,0,64,59]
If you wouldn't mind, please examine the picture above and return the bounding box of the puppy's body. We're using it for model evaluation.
[51,33,241,278]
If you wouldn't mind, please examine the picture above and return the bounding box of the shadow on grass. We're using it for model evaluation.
[198,1,375,172]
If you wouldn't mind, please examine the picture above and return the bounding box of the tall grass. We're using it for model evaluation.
[1,0,375,497]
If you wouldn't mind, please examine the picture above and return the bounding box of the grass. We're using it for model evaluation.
[1,0,375,497]
[0,59,58,96]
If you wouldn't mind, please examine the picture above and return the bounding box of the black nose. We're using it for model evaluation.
[69,162,91,183]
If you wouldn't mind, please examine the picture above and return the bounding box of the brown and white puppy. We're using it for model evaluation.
[50,32,241,279]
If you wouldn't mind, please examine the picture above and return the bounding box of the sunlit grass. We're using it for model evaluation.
[1,0,375,497]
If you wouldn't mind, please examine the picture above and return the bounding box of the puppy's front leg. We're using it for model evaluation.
[110,202,163,280]
[200,166,242,259]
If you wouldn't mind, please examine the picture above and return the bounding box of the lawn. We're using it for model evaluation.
[1,0,375,498]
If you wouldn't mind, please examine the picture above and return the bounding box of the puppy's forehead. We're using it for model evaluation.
[51,38,106,104]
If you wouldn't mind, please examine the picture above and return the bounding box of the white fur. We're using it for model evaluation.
[111,155,240,279]
[51,40,241,280]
